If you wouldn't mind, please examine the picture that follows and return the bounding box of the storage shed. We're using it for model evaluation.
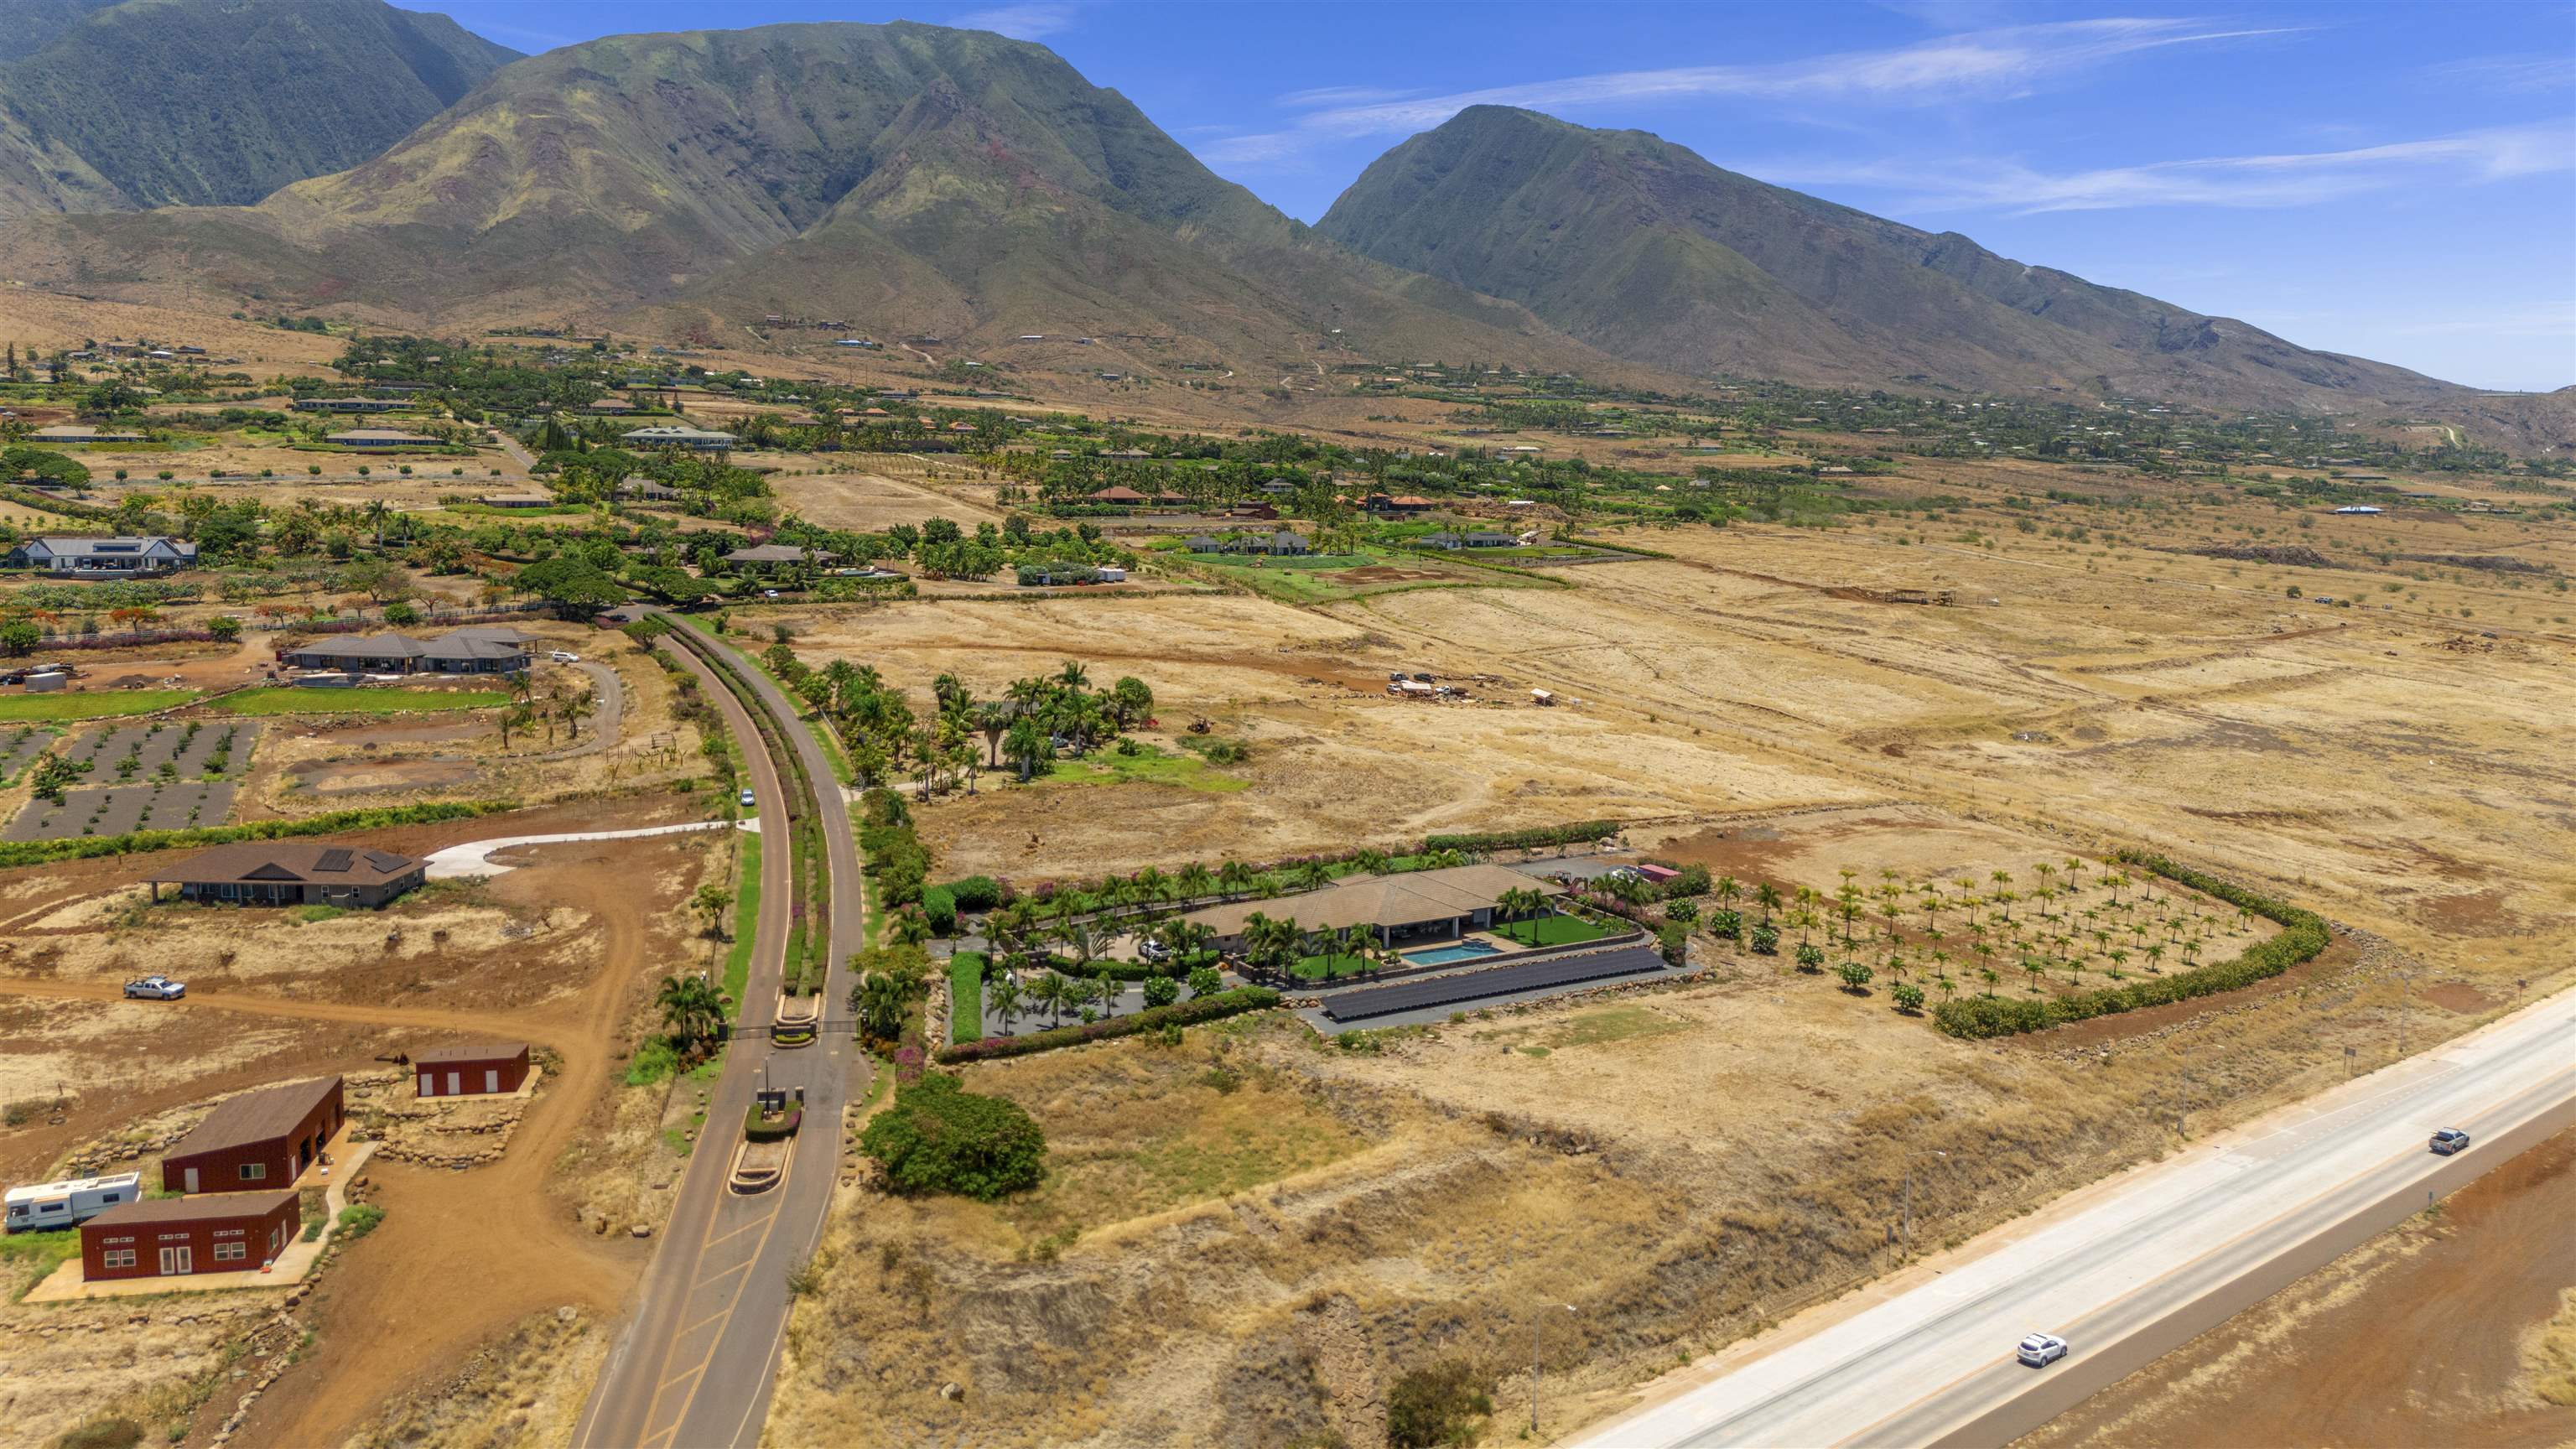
[159,1077,345,1193]
[416,1043,531,1098]
[81,1190,299,1280]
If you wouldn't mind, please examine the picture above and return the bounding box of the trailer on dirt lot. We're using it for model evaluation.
[4,1172,142,1233]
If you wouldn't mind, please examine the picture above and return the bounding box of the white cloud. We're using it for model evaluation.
[1199,18,2299,169]
[1276,85,1424,109]
[2422,55,2576,94]
[1748,124,2576,213]
[953,3,1078,40]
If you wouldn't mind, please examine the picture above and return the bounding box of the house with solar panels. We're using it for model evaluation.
[145,843,426,908]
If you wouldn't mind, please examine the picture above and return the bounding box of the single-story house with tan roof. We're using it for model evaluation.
[1182,864,1562,952]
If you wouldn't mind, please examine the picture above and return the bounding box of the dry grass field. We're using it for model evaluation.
[754,453,2576,1444]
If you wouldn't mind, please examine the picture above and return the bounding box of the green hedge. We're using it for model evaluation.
[1421,820,1623,854]
[0,799,514,869]
[744,1105,802,1143]
[1932,850,2330,1039]
[937,987,1280,1062]
[942,875,1004,911]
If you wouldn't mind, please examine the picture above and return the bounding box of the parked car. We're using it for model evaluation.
[762,589,781,599]
[2017,1332,2069,1368]
[122,975,185,1000]
[549,650,580,663]
[2430,1128,2471,1156]
[1138,938,1171,963]
[739,788,758,808]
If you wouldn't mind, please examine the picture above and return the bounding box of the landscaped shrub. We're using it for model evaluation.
[1141,974,1180,1008]
[744,1105,802,1143]
[334,1202,386,1241]
[935,987,1280,1063]
[919,885,958,937]
[859,1073,1046,1200]
[1932,852,2329,1039]
[942,875,1005,911]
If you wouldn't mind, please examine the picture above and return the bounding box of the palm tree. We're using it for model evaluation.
[1176,862,1216,905]
[1057,659,1091,692]
[1753,882,1782,923]
[1353,848,1390,876]
[1715,875,1741,915]
[989,972,1023,1034]
[655,974,725,1056]
[1294,859,1332,894]
[1977,966,2001,997]
[1217,860,1255,896]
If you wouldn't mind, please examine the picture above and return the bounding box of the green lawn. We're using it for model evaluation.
[1043,745,1245,792]
[1495,913,1618,947]
[1291,952,1375,981]
[949,952,987,1046]
[0,689,199,721]
[220,686,511,715]
[0,1227,80,1300]
[721,830,761,1011]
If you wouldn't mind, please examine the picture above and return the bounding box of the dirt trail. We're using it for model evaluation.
[226,840,681,1446]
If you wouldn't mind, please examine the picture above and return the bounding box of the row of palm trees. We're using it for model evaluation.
[1694,858,2257,1002]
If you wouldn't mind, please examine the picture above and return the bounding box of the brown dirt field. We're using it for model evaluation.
[2021,1124,2576,1449]
[0,811,729,1446]
[768,460,1007,530]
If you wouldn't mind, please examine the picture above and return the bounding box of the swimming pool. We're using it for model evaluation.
[1400,939,1504,968]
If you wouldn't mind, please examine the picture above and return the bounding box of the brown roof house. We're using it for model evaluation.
[148,843,424,908]
[415,1043,531,1098]
[81,1191,300,1281]
[1183,864,1562,952]
[158,1077,345,1193]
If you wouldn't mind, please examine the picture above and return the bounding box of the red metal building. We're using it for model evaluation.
[80,1190,299,1280]
[159,1077,345,1194]
[414,1042,531,1098]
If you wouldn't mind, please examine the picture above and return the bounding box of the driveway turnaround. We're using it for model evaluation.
[1577,985,2576,1448]
[423,820,734,879]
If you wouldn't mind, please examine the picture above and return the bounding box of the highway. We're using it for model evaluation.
[1577,985,2576,1448]
[574,614,867,1449]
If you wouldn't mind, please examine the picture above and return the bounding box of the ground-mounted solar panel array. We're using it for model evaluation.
[1318,943,1668,1022]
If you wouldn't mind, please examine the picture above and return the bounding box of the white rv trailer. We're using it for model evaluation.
[4,1171,142,1232]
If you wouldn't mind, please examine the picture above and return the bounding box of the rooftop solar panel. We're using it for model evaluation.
[1319,944,1667,1023]
[314,848,354,873]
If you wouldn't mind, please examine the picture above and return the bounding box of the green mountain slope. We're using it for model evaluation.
[0,0,517,216]
[0,22,1597,372]
[1317,106,2483,413]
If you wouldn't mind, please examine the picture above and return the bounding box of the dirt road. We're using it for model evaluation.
[2022,1123,2576,1449]
[227,832,709,1446]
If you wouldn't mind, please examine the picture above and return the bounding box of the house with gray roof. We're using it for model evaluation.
[721,543,837,574]
[625,424,737,451]
[278,626,531,675]
[4,536,195,575]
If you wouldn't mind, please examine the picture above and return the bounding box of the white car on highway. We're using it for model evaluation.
[2016,1332,2069,1368]
[122,975,186,1000]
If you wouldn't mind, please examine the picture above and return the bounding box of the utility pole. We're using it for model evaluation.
[1903,1150,1948,1251]
[1533,1303,1574,1436]
[2397,970,2414,1058]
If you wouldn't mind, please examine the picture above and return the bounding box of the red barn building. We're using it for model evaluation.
[159,1077,344,1194]
[80,1191,299,1280]
[415,1042,531,1098]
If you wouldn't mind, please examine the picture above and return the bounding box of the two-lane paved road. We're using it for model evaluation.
[574,615,867,1449]
[1580,987,2576,1448]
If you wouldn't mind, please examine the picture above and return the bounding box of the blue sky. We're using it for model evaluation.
[445,2,2576,391]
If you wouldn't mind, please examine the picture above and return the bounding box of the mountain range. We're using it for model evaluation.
[0,6,2559,439]
[0,0,517,216]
